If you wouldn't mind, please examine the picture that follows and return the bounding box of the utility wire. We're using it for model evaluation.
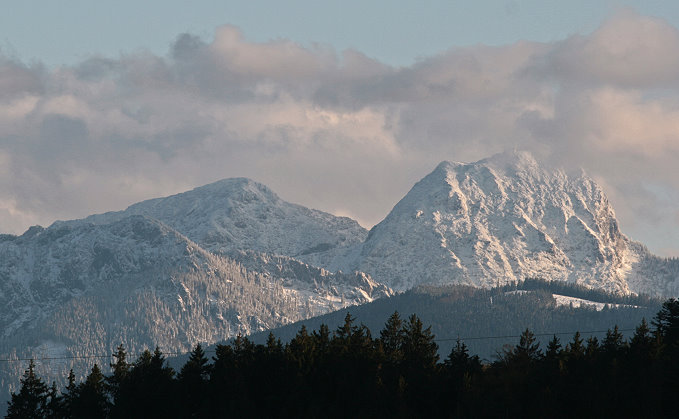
[434,328,636,342]
[0,328,638,363]
[0,349,218,363]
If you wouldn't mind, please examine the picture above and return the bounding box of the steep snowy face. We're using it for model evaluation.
[0,216,198,333]
[625,243,679,297]
[227,250,393,307]
[0,215,250,341]
[0,214,391,406]
[352,151,639,293]
[80,178,367,258]
[0,214,385,347]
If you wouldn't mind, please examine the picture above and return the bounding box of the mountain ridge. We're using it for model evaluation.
[1,150,677,413]
[65,177,368,260]
[0,210,389,406]
[6,151,677,298]
[306,151,676,296]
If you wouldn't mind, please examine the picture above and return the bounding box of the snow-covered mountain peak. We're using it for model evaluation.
[382,151,573,224]
[72,177,367,259]
[342,152,671,295]
[122,177,281,216]
[478,149,541,172]
[154,177,280,205]
[422,151,555,198]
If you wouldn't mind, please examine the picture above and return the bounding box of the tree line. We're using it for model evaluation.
[7,299,679,418]
[253,282,660,361]
[507,277,659,307]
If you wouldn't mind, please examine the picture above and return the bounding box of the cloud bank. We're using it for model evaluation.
[1,12,678,256]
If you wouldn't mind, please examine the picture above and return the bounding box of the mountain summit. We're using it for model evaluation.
[0,179,386,406]
[78,177,367,258]
[326,151,678,295]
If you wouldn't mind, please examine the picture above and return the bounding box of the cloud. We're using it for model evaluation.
[0,12,678,256]
[542,10,679,87]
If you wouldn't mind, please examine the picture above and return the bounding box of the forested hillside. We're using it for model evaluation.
[7,299,679,417]
[247,281,661,360]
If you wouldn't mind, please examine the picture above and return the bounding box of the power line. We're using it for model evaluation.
[434,328,636,342]
[0,349,218,364]
[0,328,638,363]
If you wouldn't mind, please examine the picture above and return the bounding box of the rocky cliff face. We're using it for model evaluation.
[311,152,676,296]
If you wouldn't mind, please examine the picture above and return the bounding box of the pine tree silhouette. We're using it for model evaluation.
[6,360,48,419]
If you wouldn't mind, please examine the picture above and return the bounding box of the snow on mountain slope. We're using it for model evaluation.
[0,214,388,404]
[227,250,393,307]
[624,242,679,297]
[1,150,676,409]
[504,290,640,311]
[0,214,386,350]
[327,151,676,295]
[77,177,367,258]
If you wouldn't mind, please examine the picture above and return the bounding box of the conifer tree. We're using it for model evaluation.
[61,369,77,416]
[401,314,439,370]
[443,339,481,416]
[653,298,679,415]
[209,344,237,416]
[6,360,48,419]
[585,336,599,359]
[501,329,542,365]
[349,323,373,357]
[107,344,130,404]
[567,331,585,358]
[70,364,110,418]
[178,344,211,417]
[630,318,654,356]
[266,332,284,355]
[44,381,64,418]
[653,298,679,350]
[288,325,316,372]
[112,348,176,417]
[545,335,562,360]
[380,311,404,362]
[445,338,481,376]
[312,324,330,355]
[398,314,439,416]
[212,343,235,377]
[336,313,357,342]
[602,326,625,356]
[179,343,210,382]
[232,334,256,368]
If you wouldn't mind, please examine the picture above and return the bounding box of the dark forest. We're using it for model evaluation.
[7,298,679,418]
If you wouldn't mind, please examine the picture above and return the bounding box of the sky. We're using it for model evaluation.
[1,1,679,257]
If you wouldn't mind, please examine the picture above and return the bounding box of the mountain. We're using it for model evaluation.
[0,214,388,406]
[1,151,677,412]
[76,177,367,258]
[49,154,678,297]
[0,214,385,345]
[310,151,678,296]
[624,243,679,297]
[227,250,391,307]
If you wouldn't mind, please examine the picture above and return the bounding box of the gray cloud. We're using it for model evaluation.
[1,11,678,256]
[545,11,679,88]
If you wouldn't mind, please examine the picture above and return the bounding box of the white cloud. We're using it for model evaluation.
[545,11,679,87]
[0,12,678,256]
